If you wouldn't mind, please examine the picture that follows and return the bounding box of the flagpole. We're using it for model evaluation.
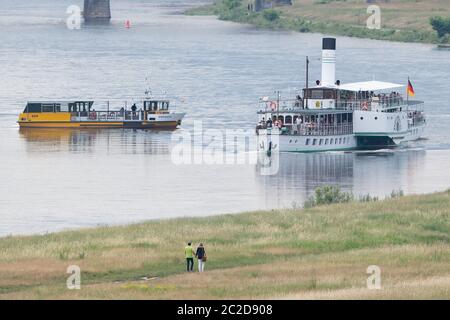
[407,76,409,108]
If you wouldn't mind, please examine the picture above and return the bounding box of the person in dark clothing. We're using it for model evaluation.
[195,243,206,273]
[131,103,137,119]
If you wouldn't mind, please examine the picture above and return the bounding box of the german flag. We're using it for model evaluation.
[407,79,415,97]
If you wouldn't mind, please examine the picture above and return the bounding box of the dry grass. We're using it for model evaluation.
[0,191,449,299]
[284,0,450,32]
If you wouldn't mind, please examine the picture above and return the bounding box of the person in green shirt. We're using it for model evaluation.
[185,242,195,272]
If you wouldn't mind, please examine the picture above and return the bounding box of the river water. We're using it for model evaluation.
[0,0,449,236]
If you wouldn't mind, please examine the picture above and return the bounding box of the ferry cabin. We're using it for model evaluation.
[18,99,184,129]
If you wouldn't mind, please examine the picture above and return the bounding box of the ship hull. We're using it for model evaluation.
[257,125,425,153]
[18,120,181,129]
[257,129,357,153]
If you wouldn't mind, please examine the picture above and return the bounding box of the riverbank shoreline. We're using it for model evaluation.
[1,190,449,299]
[185,1,449,45]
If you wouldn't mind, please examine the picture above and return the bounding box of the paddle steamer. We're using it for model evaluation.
[256,38,426,153]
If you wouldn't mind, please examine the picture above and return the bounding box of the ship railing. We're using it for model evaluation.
[283,123,353,136]
[258,99,304,112]
[71,111,146,121]
[257,123,353,136]
[407,110,426,127]
[337,96,406,111]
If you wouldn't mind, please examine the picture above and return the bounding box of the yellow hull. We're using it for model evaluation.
[18,121,123,128]
[18,112,180,129]
[18,121,179,129]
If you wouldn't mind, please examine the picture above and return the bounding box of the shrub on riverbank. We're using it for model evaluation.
[303,185,404,208]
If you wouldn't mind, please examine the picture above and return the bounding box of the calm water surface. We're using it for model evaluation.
[1,0,450,236]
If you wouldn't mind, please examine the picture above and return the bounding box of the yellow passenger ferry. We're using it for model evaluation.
[18,98,185,129]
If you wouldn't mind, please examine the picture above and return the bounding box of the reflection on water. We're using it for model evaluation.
[18,127,172,155]
[2,127,448,236]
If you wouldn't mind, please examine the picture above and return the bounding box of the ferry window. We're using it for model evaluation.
[330,139,333,145]
[42,104,54,112]
[311,90,323,99]
[335,138,338,144]
[312,139,317,146]
[285,116,292,124]
[324,90,335,99]
[54,104,61,112]
[339,138,342,144]
[25,103,41,113]
[319,139,323,145]
[305,139,310,145]
[325,139,328,145]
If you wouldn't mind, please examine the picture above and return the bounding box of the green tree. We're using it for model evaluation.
[430,16,450,38]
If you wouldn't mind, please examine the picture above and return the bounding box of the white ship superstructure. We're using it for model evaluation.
[256,38,426,153]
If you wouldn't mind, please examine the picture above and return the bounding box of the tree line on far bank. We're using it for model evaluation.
[430,16,450,42]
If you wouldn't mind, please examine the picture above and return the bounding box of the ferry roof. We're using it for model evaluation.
[338,81,404,92]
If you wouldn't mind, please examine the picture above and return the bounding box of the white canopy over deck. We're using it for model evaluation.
[338,81,404,92]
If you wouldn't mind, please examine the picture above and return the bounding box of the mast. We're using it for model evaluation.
[277,90,280,120]
[305,56,309,109]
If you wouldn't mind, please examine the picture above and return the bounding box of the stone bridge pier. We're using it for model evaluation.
[83,0,111,24]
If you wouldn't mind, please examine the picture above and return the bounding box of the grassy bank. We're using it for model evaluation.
[186,0,450,44]
[0,191,449,299]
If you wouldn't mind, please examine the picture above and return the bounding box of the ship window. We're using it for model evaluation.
[24,103,41,113]
[42,104,54,112]
[305,139,310,145]
[330,139,333,145]
[312,139,317,145]
[339,138,342,144]
[54,104,61,112]
[319,139,323,145]
[335,138,338,144]
[311,90,323,99]
[285,116,292,124]
[360,117,364,120]
[325,139,328,145]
